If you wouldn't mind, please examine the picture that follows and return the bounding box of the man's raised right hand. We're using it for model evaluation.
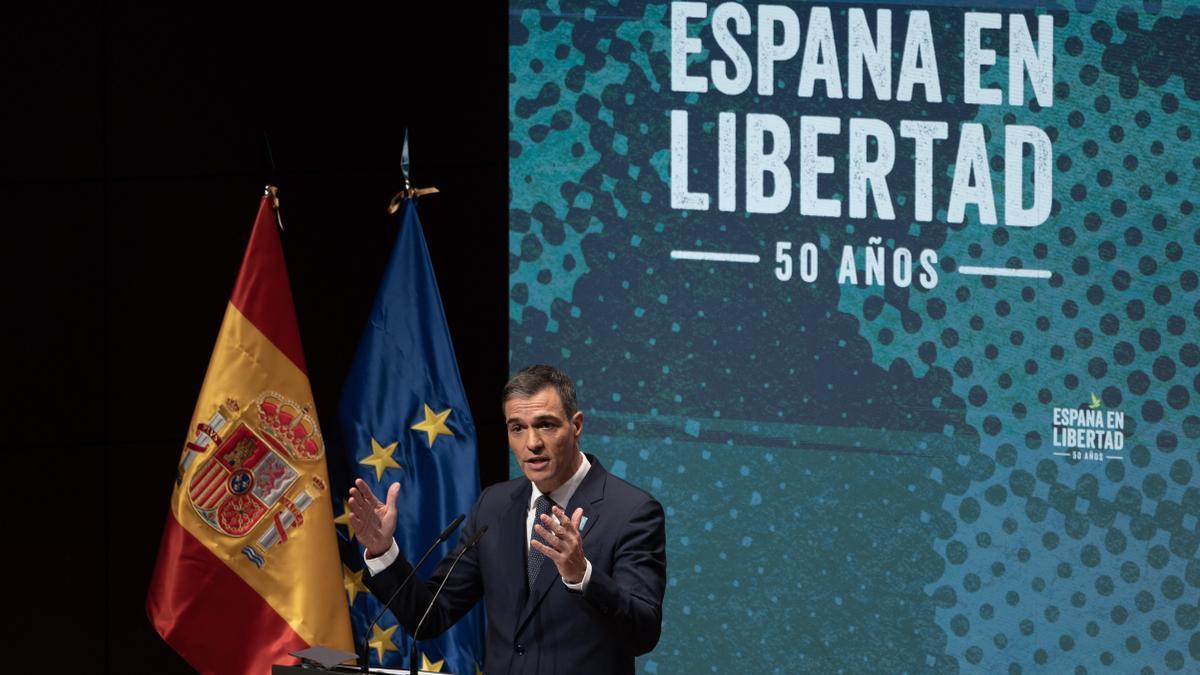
[348,478,400,558]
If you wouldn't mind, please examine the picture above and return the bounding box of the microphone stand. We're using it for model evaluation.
[358,514,465,674]
[409,525,488,675]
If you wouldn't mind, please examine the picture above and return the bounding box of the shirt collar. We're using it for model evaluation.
[529,452,591,511]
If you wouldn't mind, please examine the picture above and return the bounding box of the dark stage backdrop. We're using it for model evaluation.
[509,1,1199,673]
[5,2,507,672]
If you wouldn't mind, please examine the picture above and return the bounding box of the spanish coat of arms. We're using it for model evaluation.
[178,391,328,566]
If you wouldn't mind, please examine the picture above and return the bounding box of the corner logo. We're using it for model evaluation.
[1051,393,1125,463]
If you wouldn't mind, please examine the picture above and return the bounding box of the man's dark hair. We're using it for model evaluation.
[502,364,578,419]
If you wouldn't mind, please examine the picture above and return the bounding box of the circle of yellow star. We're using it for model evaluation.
[342,564,367,605]
[420,653,446,672]
[360,437,401,481]
[411,403,455,448]
[334,499,356,541]
[368,623,400,663]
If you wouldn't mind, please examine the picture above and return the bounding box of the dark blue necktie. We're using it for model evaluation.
[527,495,554,588]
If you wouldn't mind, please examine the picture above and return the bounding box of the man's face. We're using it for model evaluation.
[505,386,583,494]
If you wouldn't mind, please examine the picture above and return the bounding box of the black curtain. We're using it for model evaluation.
[3,2,508,671]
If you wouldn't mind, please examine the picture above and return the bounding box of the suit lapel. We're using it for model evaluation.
[566,455,605,542]
[515,456,608,635]
[501,481,532,616]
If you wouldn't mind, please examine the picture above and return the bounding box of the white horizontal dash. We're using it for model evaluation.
[670,250,761,263]
[958,265,1052,279]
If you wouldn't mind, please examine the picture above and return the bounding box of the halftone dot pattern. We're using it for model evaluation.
[509,6,628,332]
[837,2,1199,672]
[510,1,1198,672]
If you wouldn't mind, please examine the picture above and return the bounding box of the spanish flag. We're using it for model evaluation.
[148,190,353,674]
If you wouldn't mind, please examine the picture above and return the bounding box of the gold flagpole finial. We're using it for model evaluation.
[265,184,284,231]
[387,186,440,214]
[387,129,438,214]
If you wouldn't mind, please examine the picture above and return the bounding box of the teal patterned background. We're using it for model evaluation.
[509,1,1198,672]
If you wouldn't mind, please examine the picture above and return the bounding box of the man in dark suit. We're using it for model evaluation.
[348,364,666,674]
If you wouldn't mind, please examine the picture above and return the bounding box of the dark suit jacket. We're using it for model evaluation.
[364,455,666,675]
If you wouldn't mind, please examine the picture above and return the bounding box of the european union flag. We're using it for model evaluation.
[338,198,483,674]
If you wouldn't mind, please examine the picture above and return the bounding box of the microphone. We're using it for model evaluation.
[358,514,465,674]
[409,525,488,675]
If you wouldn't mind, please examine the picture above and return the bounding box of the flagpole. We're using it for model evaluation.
[266,184,284,232]
[387,129,439,214]
[261,130,284,231]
